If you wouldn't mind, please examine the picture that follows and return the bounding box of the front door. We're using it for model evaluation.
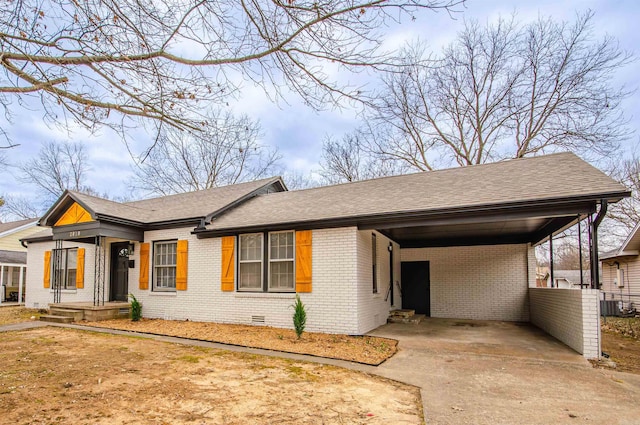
[401,261,430,316]
[110,242,130,302]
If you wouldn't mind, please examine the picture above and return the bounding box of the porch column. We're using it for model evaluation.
[18,265,24,305]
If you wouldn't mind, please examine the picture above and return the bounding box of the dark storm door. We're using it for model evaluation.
[110,242,130,302]
[401,261,430,316]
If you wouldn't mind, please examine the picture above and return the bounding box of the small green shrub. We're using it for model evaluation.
[292,294,307,339]
[129,293,142,322]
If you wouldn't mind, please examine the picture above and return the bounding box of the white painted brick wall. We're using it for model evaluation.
[529,288,600,358]
[129,227,361,334]
[25,239,97,308]
[356,230,401,334]
[401,244,531,321]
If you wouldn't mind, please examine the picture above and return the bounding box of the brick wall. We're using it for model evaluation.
[130,226,361,334]
[25,240,97,308]
[356,230,401,334]
[400,244,531,321]
[529,288,600,358]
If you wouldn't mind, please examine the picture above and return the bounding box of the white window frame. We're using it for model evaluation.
[268,230,295,292]
[238,233,264,291]
[52,248,78,290]
[153,240,177,292]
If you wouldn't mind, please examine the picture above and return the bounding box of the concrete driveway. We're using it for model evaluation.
[369,318,640,425]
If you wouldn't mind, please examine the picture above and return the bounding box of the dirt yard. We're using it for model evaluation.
[0,306,41,325]
[601,317,640,374]
[0,327,422,425]
[84,318,397,365]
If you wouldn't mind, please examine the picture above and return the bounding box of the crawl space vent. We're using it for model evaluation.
[251,315,266,325]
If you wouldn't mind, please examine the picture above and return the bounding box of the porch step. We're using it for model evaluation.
[388,310,425,324]
[388,309,415,319]
[49,307,84,322]
[39,315,74,324]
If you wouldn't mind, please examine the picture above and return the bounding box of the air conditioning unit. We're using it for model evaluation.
[616,269,625,288]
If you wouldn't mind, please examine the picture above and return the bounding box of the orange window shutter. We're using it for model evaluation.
[43,250,51,288]
[139,243,150,290]
[221,236,235,292]
[76,248,85,289]
[176,240,188,291]
[295,230,312,293]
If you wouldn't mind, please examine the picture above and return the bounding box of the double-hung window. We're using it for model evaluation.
[238,233,263,290]
[269,231,294,291]
[237,231,295,292]
[154,241,177,291]
[52,248,77,290]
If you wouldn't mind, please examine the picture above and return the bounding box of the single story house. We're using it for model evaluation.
[0,218,40,303]
[600,222,640,312]
[22,153,630,358]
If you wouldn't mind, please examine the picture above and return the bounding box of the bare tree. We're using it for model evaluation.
[20,140,91,202]
[0,195,41,220]
[132,111,280,196]
[0,0,462,147]
[319,131,405,184]
[607,152,640,231]
[358,11,632,171]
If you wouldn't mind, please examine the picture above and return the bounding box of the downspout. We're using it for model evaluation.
[590,200,608,290]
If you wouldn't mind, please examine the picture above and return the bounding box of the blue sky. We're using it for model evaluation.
[1,0,639,204]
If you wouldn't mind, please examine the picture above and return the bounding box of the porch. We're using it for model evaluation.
[40,301,131,323]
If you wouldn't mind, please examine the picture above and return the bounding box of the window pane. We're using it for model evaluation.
[240,234,262,261]
[270,232,293,260]
[239,262,262,289]
[269,261,294,290]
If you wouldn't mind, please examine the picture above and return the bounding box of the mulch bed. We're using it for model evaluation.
[82,318,397,365]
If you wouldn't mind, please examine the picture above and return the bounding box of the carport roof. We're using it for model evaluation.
[196,153,629,246]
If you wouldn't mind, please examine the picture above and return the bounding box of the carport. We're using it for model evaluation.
[357,155,630,358]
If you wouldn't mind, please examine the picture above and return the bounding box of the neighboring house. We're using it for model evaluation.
[22,153,630,358]
[0,218,40,303]
[536,267,592,289]
[600,222,640,312]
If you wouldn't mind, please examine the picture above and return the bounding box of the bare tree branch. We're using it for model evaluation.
[0,0,464,143]
[131,110,281,196]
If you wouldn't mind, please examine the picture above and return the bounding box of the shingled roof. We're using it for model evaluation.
[0,218,37,235]
[40,177,285,227]
[203,152,629,233]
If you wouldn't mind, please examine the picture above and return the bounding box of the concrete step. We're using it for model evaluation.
[39,315,74,324]
[49,308,84,321]
[388,313,425,324]
[388,309,415,319]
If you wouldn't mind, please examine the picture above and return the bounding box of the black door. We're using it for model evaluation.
[110,242,130,302]
[401,261,430,316]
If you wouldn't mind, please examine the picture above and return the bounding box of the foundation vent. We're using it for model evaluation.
[251,315,265,325]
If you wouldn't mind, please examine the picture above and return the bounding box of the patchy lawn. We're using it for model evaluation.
[0,306,42,326]
[84,318,397,365]
[601,317,640,374]
[0,327,421,425]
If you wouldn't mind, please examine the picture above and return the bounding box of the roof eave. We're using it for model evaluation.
[195,192,618,238]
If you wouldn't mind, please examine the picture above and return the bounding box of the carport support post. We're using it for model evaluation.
[590,200,608,290]
[578,219,584,289]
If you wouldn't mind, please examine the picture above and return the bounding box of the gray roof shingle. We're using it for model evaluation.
[68,177,282,224]
[0,218,37,234]
[0,250,27,264]
[206,152,629,231]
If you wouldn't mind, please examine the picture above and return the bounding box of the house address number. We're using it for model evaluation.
[68,231,81,237]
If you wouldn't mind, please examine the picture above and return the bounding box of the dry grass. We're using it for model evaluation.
[84,318,397,365]
[0,327,422,424]
[600,317,640,374]
[0,306,42,325]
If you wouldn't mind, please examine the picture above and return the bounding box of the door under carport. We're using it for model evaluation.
[401,261,430,316]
